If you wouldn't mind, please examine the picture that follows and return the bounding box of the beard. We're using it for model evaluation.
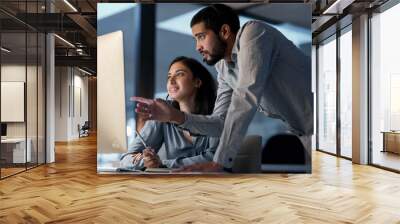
[203,37,227,66]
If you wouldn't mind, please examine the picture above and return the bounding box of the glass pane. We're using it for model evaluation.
[27,31,38,169]
[74,84,81,138]
[38,32,45,165]
[340,29,352,158]
[371,4,400,171]
[1,27,27,177]
[318,37,337,154]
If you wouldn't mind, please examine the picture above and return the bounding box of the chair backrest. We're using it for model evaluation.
[82,121,90,129]
[262,134,306,164]
[232,135,262,173]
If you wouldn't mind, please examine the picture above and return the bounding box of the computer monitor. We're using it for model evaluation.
[97,30,127,154]
[1,123,7,137]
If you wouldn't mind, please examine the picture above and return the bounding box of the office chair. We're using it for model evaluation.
[261,134,308,173]
[79,121,90,138]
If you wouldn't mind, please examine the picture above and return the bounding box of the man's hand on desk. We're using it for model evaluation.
[131,96,185,125]
[174,162,224,173]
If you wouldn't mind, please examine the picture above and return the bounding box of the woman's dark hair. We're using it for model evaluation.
[168,56,217,115]
[190,4,240,35]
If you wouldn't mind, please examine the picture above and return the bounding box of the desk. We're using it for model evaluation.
[382,131,400,154]
[97,160,175,174]
[97,156,217,175]
[1,138,31,163]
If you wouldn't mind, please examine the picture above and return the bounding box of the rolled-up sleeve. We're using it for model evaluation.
[178,73,232,137]
[213,21,279,168]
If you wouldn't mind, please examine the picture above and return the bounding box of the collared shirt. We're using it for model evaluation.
[179,20,313,168]
[120,120,218,169]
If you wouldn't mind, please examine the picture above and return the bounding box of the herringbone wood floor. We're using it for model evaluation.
[1,134,400,223]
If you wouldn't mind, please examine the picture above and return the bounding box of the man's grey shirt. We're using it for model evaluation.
[120,120,218,169]
[179,20,313,168]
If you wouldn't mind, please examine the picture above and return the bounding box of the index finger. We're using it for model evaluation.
[130,96,153,105]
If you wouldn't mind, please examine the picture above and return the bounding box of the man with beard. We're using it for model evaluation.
[133,4,313,172]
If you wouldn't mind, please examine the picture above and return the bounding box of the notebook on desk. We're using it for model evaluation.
[144,167,173,173]
[97,166,173,174]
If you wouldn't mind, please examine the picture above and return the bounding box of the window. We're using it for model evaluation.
[339,28,352,158]
[370,2,400,171]
[0,1,46,179]
[317,36,337,154]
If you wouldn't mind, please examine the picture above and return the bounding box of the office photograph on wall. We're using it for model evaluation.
[96,3,313,174]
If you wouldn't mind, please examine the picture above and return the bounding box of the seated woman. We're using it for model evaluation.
[120,56,218,169]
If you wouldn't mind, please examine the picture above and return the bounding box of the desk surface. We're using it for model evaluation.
[97,164,223,175]
[1,138,27,143]
[97,170,222,175]
[381,131,400,134]
[97,167,217,175]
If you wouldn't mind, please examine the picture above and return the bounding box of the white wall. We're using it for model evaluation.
[72,70,89,136]
[55,67,89,141]
[55,66,69,141]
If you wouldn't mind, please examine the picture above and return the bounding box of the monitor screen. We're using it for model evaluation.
[97,30,127,154]
[1,123,7,137]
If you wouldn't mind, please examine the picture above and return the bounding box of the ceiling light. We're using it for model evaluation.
[63,0,78,12]
[54,34,75,48]
[1,47,11,53]
[78,67,93,76]
[322,0,355,15]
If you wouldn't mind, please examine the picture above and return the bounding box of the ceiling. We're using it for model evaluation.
[1,0,97,73]
[0,0,391,75]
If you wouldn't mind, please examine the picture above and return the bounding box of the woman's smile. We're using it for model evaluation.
[168,85,179,94]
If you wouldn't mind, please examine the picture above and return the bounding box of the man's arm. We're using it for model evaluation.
[178,74,232,137]
[132,55,234,137]
[132,72,232,137]
[213,21,279,168]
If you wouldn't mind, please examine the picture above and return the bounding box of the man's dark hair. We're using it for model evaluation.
[168,56,217,115]
[190,4,240,35]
